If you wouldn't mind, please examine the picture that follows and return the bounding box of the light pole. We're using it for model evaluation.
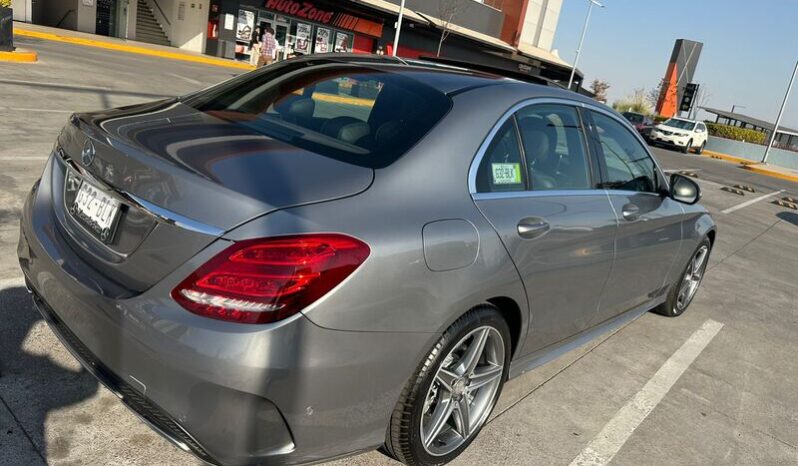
[567,0,605,91]
[762,60,798,163]
[392,0,406,57]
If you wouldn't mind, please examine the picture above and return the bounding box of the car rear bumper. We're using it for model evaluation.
[18,158,434,465]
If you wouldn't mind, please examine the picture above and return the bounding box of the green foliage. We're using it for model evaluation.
[0,0,10,8]
[704,122,766,144]
[653,115,668,123]
[612,100,651,115]
[612,88,652,115]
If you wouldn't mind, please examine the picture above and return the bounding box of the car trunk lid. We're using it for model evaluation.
[52,99,374,292]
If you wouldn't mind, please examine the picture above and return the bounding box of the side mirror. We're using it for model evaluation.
[670,174,701,205]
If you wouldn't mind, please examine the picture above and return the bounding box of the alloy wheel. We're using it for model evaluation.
[420,326,505,456]
[676,245,709,311]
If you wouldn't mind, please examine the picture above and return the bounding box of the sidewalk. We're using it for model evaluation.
[741,162,798,183]
[702,149,798,183]
[13,22,254,71]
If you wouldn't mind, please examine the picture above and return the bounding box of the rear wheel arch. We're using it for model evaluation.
[486,297,523,359]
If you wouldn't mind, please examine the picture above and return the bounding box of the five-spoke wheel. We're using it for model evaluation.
[421,326,505,456]
[654,237,712,317]
[384,306,510,465]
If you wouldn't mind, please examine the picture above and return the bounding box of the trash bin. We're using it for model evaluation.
[0,7,12,52]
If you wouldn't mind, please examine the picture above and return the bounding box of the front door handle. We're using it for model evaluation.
[621,203,641,221]
[517,217,550,239]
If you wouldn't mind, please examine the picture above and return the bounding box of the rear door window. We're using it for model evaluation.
[184,62,451,168]
[516,104,592,190]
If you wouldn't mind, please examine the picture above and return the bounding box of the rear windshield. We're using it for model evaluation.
[183,61,452,168]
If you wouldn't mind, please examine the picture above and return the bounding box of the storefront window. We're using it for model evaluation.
[334,32,352,53]
[236,9,255,42]
[230,4,373,61]
[314,27,332,53]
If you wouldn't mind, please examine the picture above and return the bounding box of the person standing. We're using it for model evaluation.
[249,25,262,67]
[259,26,277,67]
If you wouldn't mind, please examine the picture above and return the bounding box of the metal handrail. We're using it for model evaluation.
[151,0,171,26]
[56,9,76,28]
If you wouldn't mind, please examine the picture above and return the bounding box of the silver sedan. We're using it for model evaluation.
[18,55,715,466]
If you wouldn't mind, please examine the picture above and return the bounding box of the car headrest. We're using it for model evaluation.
[375,120,404,146]
[517,117,554,159]
[275,96,315,121]
[320,116,371,145]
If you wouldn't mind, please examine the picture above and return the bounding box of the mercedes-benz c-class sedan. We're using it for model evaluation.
[18,55,715,466]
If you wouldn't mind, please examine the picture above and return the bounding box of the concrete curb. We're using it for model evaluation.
[742,163,798,183]
[700,150,798,183]
[13,27,254,71]
[0,49,38,62]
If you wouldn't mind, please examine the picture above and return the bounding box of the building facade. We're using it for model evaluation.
[12,0,579,86]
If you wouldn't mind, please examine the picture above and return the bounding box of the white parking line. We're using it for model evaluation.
[721,190,785,214]
[569,319,724,466]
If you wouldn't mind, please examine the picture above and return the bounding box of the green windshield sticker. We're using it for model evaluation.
[492,163,522,185]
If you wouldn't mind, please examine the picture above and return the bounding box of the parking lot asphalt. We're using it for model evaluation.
[2,38,797,466]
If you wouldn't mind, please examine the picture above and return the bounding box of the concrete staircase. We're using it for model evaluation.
[135,0,171,47]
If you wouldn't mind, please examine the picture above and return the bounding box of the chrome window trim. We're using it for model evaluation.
[473,189,608,201]
[468,97,669,195]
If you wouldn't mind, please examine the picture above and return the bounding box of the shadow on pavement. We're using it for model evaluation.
[777,211,798,227]
[0,286,99,462]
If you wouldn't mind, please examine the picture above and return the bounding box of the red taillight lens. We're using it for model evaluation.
[172,234,370,324]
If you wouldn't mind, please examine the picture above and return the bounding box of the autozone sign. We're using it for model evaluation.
[265,0,334,23]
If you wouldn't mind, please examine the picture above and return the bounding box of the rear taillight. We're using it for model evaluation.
[172,234,370,324]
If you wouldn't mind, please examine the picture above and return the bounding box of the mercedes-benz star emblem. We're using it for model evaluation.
[81,139,96,166]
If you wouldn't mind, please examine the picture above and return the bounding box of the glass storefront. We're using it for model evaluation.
[235,6,357,61]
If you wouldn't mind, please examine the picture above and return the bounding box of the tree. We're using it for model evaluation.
[0,0,10,7]
[589,79,610,103]
[646,79,665,109]
[612,88,653,115]
[436,0,459,56]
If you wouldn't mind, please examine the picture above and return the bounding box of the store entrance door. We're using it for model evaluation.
[259,13,289,60]
[96,0,114,36]
[96,0,128,38]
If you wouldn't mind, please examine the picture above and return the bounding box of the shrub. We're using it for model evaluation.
[0,0,10,8]
[653,115,668,123]
[704,122,766,144]
[612,100,651,115]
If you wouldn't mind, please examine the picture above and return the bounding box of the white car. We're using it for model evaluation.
[649,118,708,154]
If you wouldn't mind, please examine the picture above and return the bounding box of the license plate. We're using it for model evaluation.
[69,175,122,244]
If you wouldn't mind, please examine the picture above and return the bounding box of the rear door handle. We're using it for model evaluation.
[517,217,550,239]
[621,203,641,221]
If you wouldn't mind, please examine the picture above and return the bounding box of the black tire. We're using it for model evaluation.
[653,237,711,317]
[683,139,692,154]
[696,141,706,154]
[383,305,511,466]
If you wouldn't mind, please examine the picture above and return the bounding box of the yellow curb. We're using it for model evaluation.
[14,28,254,71]
[0,49,38,62]
[312,92,374,108]
[742,163,798,183]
